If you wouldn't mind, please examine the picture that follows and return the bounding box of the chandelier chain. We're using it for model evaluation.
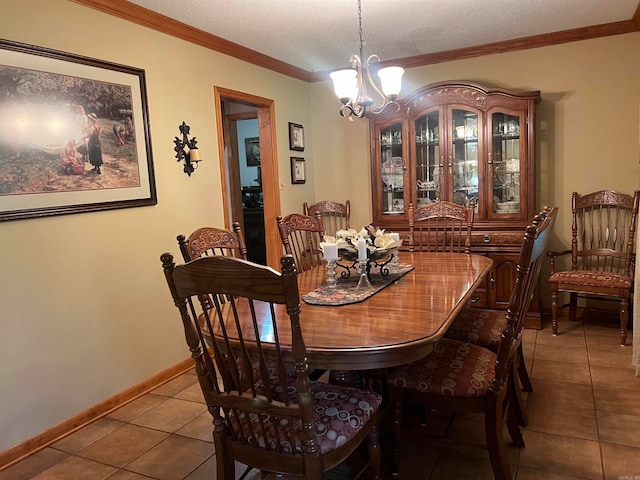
[357,0,365,49]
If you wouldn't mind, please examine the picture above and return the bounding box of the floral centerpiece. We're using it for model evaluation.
[321,225,402,263]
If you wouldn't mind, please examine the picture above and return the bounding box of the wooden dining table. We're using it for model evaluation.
[238,252,493,373]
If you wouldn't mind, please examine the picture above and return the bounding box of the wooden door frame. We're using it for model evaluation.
[214,87,281,269]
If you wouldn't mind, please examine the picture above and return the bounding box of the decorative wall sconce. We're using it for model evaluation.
[173,121,202,176]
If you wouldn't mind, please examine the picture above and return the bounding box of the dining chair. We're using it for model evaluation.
[387,207,556,480]
[176,222,247,262]
[276,212,325,273]
[444,207,558,426]
[160,253,381,480]
[409,200,475,253]
[548,190,639,345]
[303,199,350,237]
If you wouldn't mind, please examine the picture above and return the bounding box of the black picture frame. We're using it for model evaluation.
[288,122,304,151]
[290,157,306,184]
[244,136,260,166]
[0,39,156,222]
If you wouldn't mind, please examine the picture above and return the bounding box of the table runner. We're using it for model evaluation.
[302,264,414,306]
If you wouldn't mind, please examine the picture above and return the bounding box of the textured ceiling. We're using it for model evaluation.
[126,0,639,73]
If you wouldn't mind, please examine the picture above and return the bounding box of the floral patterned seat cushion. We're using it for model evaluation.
[445,307,505,350]
[549,270,632,289]
[387,338,496,397]
[229,381,381,455]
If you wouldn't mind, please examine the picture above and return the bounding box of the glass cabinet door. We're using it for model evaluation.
[379,122,405,215]
[414,111,440,208]
[450,108,479,210]
[490,112,522,216]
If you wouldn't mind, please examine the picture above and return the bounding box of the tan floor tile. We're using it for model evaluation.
[597,410,640,447]
[183,454,217,480]
[0,448,70,480]
[77,424,169,468]
[527,378,594,409]
[107,393,166,422]
[31,455,117,480]
[152,371,199,397]
[535,330,586,348]
[530,359,591,385]
[125,435,213,480]
[51,417,124,453]
[516,466,596,479]
[131,397,207,433]
[594,385,640,416]
[588,346,634,368]
[587,332,632,350]
[429,451,497,480]
[518,430,602,480]
[600,442,640,480]
[539,319,584,337]
[177,411,215,442]
[533,343,588,364]
[525,400,598,440]
[107,471,155,480]
[590,365,639,390]
[174,382,207,403]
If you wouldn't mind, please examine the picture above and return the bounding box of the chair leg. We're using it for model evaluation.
[390,389,403,476]
[506,398,525,448]
[551,287,559,335]
[569,292,578,321]
[620,298,629,346]
[517,343,533,392]
[485,393,513,480]
[366,422,382,480]
[510,364,528,427]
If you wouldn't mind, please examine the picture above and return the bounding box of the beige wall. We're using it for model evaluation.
[1,0,639,455]
[0,0,318,453]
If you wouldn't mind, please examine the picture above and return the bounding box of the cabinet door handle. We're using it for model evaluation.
[448,155,452,174]
[488,152,492,172]
[470,295,480,303]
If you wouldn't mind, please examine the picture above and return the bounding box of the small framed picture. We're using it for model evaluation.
[290,157,306,184]
[244,136,260,166]
[289,122,304,151]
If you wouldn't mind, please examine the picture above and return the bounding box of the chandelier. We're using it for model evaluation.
[330,0,404,119]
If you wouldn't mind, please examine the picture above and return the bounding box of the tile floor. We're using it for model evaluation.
[1,309,638,480]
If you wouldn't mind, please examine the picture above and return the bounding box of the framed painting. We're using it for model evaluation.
[290,157,306,184]
[0,39,156,222]
[244,136,260,166]
[288,122,304,151]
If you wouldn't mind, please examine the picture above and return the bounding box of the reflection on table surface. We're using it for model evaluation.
[214,252,493,371]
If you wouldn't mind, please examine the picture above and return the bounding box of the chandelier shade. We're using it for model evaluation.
[330,0,404,119]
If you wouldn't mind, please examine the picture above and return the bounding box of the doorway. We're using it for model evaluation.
[214,87,282,269]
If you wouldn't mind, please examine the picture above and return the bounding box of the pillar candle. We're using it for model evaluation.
[189,148,202,162]
[357,237,368,262]
[323,243,338,260]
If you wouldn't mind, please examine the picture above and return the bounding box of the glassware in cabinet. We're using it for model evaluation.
[414,111,440,208]
[450,108,479,211]
[379,122,405,215]
[490,112,522,216]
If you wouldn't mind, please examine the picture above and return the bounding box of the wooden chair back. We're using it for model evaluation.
[177,223,247,262]
[303,200,350,237]
[494,206,557,390]
[276,213,325,272]
[570,190,639,275]
[160,253,381,478]
[409,201,475,253]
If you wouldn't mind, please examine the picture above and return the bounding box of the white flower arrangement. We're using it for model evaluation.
[320,225,401,260]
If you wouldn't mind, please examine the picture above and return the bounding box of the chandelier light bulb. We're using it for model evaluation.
[330,0,403,118]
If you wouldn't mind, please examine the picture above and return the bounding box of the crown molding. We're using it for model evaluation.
[72,0,639,84]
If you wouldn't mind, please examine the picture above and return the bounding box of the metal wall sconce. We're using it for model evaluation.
[173,121,202,176]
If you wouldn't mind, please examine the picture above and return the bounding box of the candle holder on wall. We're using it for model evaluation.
[173,121,202,176]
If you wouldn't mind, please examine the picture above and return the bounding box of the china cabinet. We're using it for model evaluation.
[370,81,542,326]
